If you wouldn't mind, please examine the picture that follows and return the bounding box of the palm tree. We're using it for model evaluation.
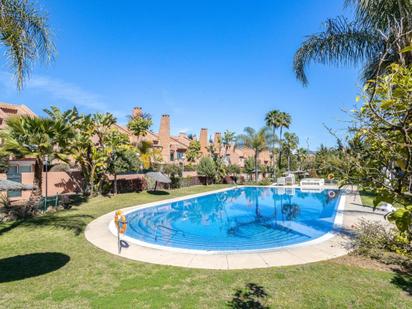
[222,130,236,163]
[296,147,308,171]
[1,115,72,200]
[294,0,412,85]
[265,110,280,172]
[104,130,132,194]
[136,140,161,169]
[68,113,116,196]
[282,132,299,171]
[277,112,291,170]
[127,112,153,137]
[0,0,55,89]
[236,127,268,182]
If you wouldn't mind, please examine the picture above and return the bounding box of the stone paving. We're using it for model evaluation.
[85,186,387,269]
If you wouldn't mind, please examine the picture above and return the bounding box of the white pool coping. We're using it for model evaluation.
[85,185,383,269]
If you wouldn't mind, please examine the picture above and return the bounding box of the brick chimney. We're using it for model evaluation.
[199,128,208,155]
[132,106,143,118]
[159,114,171,162]
[214,132,222,154]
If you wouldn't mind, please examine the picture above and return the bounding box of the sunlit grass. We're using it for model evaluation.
[1,185,411,308]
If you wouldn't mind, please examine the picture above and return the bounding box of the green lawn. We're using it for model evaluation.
[1,185,411,308]
[359,191,404,208]
[359,190,376,208]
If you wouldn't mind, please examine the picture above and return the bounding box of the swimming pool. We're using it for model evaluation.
[119,187,342,252]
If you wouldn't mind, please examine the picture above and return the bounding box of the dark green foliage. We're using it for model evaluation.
[196,157,217,185]
[127,113,152,137]
[242,157,255,181]
[0,153,9,173]
[227,164,241,176]
[186,140,201,162]
[236,127,268,182]
[163,164,183,189]
[353,220,412,269]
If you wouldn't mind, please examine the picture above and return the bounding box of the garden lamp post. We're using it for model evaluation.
[44,154,49,209]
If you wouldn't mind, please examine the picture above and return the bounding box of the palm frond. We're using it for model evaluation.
[345,0,412,30]
[361,52,398,81]
[294,16,383,85]
[0,0,55,89]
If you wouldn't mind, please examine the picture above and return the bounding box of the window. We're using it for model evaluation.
[7,166,18,175]
[176,151,184,160]
[170,152,175,161]
[19,165,32,173]
[224,155,231,164]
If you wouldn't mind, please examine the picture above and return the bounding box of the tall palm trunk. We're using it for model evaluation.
[113,173,118,194]
[287,152,291,171]
[254,151,259,182]
[27,157,43,214]
[278,126,283,170]
[272,126,276,175]
[32,157,43,197]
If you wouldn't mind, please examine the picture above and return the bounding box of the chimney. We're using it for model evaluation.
[159,114,171,162]
[214,132,222,154]
[132,106,143,118]
[199,128,208,155]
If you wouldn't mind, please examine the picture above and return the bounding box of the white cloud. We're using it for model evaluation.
[177,128,191,133]
[0,71,127,121]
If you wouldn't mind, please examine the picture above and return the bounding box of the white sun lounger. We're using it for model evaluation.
[275,177,286,186]
[300,178,325,187]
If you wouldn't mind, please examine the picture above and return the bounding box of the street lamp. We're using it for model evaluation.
[44,154,49,209]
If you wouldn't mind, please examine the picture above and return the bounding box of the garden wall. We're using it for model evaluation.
[0,171,83,201]
[0,170,232,200]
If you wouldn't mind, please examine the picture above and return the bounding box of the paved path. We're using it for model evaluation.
[85,186,387,269]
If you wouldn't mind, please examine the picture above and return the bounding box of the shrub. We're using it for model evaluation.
[227,164,241,176]
[116,177,147,193]
[352,219,412,268]
[258,178,272,186]
[163,164,183,189]
[352,220,393,255]
[183,164,197,172]
[196,157,217,185]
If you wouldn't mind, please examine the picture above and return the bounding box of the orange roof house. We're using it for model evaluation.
[0,102,273,168]
[0,102,36,129]
[125,107,273,167]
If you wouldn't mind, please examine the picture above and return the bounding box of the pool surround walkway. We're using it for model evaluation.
[85,185,386,269]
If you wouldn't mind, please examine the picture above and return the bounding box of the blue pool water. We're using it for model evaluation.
[124,187,341,251]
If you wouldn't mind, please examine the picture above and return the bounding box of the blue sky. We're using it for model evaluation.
[0,0,362,149]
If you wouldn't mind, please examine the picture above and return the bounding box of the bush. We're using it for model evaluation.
[196,157,217,185]
[227,164,241,176]
[183,164,197,172]
[352,219,412,268]
[353,220,393,255]
[242,178,272,186]
[115,177,147,193]
[162,164,183,189]
[181,176,206,187]
[258,178,272,186]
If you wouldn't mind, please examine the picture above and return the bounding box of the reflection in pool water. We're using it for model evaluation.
[124,187,341,251]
